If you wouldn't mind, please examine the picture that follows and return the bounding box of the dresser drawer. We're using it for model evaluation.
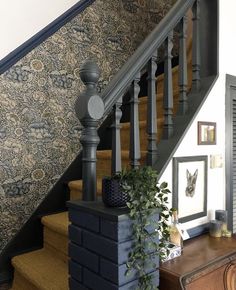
[160,235,236,290]
[186,260,236,290]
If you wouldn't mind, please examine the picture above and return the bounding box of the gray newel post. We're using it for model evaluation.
[75,61,104,201]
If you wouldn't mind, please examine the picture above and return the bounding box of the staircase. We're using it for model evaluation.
[10,60,191,290]
[10,32,193,288]
[9,0,218,289]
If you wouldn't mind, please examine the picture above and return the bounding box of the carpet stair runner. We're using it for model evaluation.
[10,55,192,289]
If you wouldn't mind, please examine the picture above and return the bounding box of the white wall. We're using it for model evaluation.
[0,0,79,60]
[160,0,236,230]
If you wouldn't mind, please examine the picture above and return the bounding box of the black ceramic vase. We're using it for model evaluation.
[102,177,129,208]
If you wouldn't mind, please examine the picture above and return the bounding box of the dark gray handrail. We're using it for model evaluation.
[102,0,195,115]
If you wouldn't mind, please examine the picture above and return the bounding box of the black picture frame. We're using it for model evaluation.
[173,156,208,223]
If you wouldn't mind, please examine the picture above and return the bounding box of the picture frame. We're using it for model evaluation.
[172,156,208,223]
[198,121,216,145]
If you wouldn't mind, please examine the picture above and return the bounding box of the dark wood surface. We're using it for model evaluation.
[160,234,236,290]
[0,284,10,290]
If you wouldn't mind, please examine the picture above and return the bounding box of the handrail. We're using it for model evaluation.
[102,0,195,115]
[76,0,200,201]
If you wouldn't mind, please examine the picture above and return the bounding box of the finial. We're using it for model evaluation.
[75,60,104,121]
[79,60,101,86]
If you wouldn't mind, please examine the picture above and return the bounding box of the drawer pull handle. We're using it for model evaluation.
[223,262,236,290]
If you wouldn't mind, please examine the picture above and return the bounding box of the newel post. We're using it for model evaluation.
[75,61,104,201]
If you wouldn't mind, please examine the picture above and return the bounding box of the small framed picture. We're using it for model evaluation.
[172,156,208,223]
[198,121,216,145]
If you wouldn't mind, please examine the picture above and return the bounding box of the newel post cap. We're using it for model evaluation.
[75,60,104,121]
[80,60,101,86]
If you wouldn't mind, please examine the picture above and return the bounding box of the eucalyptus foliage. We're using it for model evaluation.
[120,166,171,290]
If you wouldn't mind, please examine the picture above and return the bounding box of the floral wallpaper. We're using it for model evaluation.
[0,0,176,252]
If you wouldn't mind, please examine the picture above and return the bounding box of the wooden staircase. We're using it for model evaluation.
[10,56,192,289]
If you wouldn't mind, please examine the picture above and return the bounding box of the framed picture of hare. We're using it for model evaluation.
[172,156,208,223]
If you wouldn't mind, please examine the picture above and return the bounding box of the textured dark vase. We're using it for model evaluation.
[102,177,129,207]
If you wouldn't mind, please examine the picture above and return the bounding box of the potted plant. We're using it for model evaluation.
[102,169,130,207]
[102,166,172,289]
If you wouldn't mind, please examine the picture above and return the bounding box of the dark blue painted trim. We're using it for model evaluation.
[187,223,209,238]
[0,0,95,74]
[0,271,11,284]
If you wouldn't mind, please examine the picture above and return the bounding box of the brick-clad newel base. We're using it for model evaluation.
[67,200,159,290]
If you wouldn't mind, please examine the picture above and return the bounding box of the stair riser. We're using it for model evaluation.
[69,184,103,200]
[138,61,192,121]
[96,155,146,178]
[121,120,164,151]
[69,153,148,200]
[43,227,68,263]
[155,62,193,94]
[138,95,180,121]
[11,271,38,290]
[70,189,82,200]
[69,179,103,200]
[44,243,68,264]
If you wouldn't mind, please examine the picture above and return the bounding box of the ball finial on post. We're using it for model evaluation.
[79,60,101,87]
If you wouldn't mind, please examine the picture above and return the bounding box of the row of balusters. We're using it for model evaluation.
[76,0,201,201]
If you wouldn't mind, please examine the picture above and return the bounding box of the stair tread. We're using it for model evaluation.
[121,118,164,129]
[68,179,102,192]
[12,249,68,290]
[69,150,146,192]
[96,149,147,159]
[139,88,180,104]
[41,212,69,236]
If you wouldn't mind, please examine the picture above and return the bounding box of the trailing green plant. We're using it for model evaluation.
[120,166,172,290]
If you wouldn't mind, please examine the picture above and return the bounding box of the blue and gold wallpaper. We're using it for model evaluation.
[0,0,176,251]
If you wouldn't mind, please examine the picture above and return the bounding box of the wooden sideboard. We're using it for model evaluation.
[160,234,236,290]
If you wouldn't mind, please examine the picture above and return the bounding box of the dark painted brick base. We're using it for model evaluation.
[67,200,159,290]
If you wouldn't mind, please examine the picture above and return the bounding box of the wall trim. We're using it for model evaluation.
[0,271,11,284]
[0,0,95,74]
[187,223,209,238]
[225,74,236,232]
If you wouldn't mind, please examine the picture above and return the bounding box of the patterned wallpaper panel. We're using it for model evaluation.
[0,0,176,251]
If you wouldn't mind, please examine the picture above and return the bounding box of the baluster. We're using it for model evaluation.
[111,97,122,175]
[75,61,104,201]
[178,15,188,115]
[146,52,158,166]
[129,73,141,169]
[163,31,174,139]
[192,0,201,91]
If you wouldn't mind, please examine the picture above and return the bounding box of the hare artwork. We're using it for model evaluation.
[185,169,198,197]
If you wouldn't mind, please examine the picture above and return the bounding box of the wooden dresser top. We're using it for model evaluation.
[160,234,236,277]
